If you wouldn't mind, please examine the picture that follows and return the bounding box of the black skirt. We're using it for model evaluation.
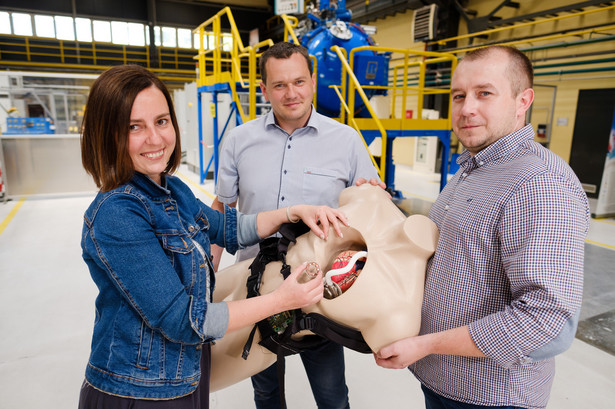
[78,344,211,409]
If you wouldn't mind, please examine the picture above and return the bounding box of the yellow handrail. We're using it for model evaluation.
[330,45,388,180]
[0,34,195,75]
[328,45,457,181]
[280,15,300,44]
[431,4,615,48]
[193,6,273,122]
[347,46,456,123]
[331,84,381,173]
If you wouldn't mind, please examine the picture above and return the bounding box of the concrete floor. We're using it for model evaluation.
[0,164,614,408]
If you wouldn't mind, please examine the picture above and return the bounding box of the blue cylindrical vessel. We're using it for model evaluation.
[301,21,389,118]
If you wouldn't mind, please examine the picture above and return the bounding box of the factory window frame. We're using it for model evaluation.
[12,13,33,36]
[128,22,145,46]
[55,16,75,41]
[0,10,208,50]
[34,15,55,38]
[76,17,92,42]
[178,28,192,49]
[161,26,177,47]
[111,21,129,45]
[0,12,10,35]
[93,20,112,43]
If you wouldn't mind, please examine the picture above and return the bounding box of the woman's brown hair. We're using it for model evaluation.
[81,64,182,191]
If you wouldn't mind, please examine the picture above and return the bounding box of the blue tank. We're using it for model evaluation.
[299,4,390,118]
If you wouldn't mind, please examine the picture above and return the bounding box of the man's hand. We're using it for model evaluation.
[355,177,387,190]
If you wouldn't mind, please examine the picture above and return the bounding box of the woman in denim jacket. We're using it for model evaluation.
[78,65,346,408]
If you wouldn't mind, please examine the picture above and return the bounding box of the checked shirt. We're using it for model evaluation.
[411,124,590,409]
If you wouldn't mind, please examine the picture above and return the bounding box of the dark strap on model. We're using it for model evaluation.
[240,221,371,409]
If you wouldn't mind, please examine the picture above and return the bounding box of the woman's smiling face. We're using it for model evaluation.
[128,85,176,184]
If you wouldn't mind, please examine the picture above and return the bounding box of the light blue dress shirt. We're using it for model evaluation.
[216,107,379,260]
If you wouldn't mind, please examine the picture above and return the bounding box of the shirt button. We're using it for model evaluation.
[479,161,484,166]
[462,172,468,177]
[288,145,291,149]
[281,196,285,201]
[284,170,287,174]
[444,205,450,210]
[188,226,195,232]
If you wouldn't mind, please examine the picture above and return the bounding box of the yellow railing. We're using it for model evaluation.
[431,4,615,50]
[388,55,457,120]
[329,45,387,180]
[192,9,320,121]
[193,6,273,122]
[347,46,457,122]
[329,45,457,180]
[280,14,301,44]
[0,33,196,80]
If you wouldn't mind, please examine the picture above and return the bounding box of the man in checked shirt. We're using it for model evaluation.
[375,45,590,409]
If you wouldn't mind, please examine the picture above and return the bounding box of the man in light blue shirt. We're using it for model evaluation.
[212,42,380,409]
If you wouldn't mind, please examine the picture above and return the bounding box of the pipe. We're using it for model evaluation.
[520,35,615,52]
[533,58,615,70]
[535,66,615,76]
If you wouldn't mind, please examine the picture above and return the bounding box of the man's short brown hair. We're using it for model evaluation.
[259,42,313,84]
[462,45,534,96]
[81,65,181,192]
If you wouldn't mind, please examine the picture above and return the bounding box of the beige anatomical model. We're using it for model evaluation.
[210,184,439,391]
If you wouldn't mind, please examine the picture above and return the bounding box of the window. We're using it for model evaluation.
[153,26,161,46]
[3,11,205,51]
[0,12,10,35]
[93,20,111,43]
[194,33,214,50]
[55,16,75,40]
[34,15,55,38]
[127,23,145,46]
[161,26,176,47]
[12,13,33,36]
[76,18,92,42]
[177,28,192,48]
[111,21,129,45]
[222,35,233,52]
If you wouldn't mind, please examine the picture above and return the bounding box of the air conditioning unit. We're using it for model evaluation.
[411,4,438,43]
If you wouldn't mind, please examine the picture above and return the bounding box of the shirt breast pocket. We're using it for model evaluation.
[302,167,345,204]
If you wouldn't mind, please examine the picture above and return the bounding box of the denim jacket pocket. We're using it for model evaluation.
[159,233,194,254]
[195,210,210,233]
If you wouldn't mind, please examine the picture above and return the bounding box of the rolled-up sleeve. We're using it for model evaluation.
[201,301,229,340]
[216,130,240,204]
[237,212,260,247]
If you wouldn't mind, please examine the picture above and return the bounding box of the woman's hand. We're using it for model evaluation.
[273,262,324,310]
[288,205,349,240]
[256,205,349,240]
[225,262,323,334]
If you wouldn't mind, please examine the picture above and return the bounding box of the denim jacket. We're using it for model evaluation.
[81,172,257,399]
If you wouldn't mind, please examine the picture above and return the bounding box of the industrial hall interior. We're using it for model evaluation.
[1,0,614,408]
